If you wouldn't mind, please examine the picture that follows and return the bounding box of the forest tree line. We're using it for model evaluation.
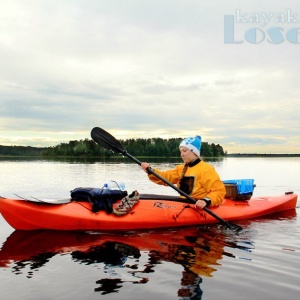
[0,138,226,157]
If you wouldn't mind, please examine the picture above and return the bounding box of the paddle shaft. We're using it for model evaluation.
[91,127,242,231]
[118,149,232,226]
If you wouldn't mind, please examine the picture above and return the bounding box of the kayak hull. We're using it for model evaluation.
[0,192,297,231]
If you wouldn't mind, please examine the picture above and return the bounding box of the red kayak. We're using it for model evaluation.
[0,191,297,231]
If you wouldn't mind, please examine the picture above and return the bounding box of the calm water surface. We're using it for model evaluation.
[0,157,299,300]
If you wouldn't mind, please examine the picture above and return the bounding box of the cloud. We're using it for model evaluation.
[0,0,299,153]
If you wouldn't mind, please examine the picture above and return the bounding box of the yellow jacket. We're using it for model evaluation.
[148,159,225,207]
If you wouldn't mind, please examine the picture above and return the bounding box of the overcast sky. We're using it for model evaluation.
[0,0,299,154]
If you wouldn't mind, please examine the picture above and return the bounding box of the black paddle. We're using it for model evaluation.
[91,127,243,232]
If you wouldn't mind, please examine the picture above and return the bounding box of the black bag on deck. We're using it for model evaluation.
[70,187,128,214]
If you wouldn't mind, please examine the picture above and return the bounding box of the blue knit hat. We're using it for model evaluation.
[179,135,202,157]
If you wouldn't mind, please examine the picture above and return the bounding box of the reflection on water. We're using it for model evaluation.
[0,226,254,299]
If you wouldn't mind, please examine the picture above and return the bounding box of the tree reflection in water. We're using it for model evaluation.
[0,226,254,299]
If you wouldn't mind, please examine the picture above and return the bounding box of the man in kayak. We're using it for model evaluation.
[141,135,226,208]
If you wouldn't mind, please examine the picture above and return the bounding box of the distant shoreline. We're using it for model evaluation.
[1,154,300,158]
[2,143,299,158]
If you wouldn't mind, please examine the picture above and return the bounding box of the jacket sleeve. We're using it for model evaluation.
[147,165,182,185]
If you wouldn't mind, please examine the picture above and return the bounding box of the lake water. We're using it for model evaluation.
[0,157,299,300]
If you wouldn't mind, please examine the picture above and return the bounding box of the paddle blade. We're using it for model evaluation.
[225,221,243,232]
[91,127,124,154]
